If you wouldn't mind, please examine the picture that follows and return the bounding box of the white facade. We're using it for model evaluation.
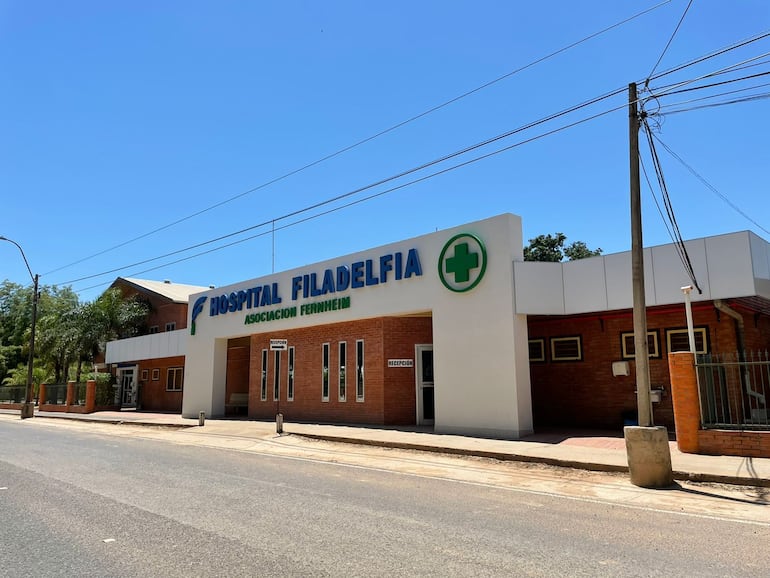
[513,231,770,316]
[182,214,533,439]
[106,329,187,364]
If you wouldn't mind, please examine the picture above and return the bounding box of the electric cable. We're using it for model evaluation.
[42,0,674,278]
[658,91,770,115]
[647,0,695,80]
[59,85,630,287]
[651,133,770,236]
[72,98,630,293]
[641,118,702,292]
[60,31,770,290]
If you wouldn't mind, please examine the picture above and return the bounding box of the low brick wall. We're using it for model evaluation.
[39,381,97,414]
[669,352,770,458]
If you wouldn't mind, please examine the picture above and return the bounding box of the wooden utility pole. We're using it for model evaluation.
[629,82,652,427]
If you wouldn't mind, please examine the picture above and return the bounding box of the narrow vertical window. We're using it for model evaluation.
[260,349,268,401]
[273,350,281,401]
[287,346,295,401]
[356,339,364,402]
[322,343,330,401]
[338,341,347,402]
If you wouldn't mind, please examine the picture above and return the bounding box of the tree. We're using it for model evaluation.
[524,233,602,262]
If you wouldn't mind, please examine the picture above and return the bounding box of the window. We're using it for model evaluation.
[528,339,545,362]
[151,368,160,381]
[165,321,176,332]
[550,336,582,362]
[141,369,148,381]
[322,343,330,401]
[167,367,183,391]
[621,331,660,359]
[260,349,268,401]
[273,350,281,401]
[287,347,295,401]
[338,341,347,402]
[666,327,708,354]
[356,340,365,402]
[149,326,159,334]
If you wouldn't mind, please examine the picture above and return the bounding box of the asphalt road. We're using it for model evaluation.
[0,418,768,577]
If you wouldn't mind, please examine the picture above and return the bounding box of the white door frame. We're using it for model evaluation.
[415,344,434,426]
[118,365,138,408]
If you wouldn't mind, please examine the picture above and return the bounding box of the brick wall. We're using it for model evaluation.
[527,302,767,430]
[669,351,770,458]
[137,355,185,412]
[382,317,433,424]
[245,316,431,425]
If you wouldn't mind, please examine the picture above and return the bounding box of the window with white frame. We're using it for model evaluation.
[260,349,268,401]
[621,331,660,359]
[149,326,159,334]
[666,327,708,354]
[550,336,582,362]
[273,350,281,401]
[356,340,365,402]
[166,367,183,391]
[165,321,176,332]
[322,343,330,401]
[338,341,347,402]
[287,346,295,401]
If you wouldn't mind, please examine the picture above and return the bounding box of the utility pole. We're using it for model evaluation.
[629,82,652,427]
[0,236,38,419]
[624,82,672,488]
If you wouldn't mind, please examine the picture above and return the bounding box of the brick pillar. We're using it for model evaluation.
[668,352,700,454]
[85,380,96,413]
[39,383,47,407]
[66,381,75,408]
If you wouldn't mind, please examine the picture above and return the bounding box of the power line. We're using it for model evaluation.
[73,97,631,293]
[60,85,630,287]
[43,0,674,279]
[660,91,770,114]
[647,0,695,80]
[648,29,770,83]
[64,31,770,290]
[641,119,701,292]
[651,134,770,236]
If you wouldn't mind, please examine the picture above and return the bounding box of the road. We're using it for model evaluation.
[0,416,768,577]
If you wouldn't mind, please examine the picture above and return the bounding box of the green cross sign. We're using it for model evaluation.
[438,233,487,293]
[445,242,478,283]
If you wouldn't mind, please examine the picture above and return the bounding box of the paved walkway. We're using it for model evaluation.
[5,408,770,488]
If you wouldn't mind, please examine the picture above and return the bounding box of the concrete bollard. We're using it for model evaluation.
[198,411,205,427]
[276,413,283,434]
[624,426,674,488]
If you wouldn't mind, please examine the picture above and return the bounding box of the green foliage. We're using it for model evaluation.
[524,233,602,262]
[0,280,149,384]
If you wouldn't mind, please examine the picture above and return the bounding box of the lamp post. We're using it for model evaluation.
[0,236,38,419]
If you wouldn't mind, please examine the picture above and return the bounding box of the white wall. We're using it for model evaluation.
[182,213,533,438]
[105,329,187,364]
[514,231,767,315]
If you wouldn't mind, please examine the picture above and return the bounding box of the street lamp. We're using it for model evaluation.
[0,236,39,419]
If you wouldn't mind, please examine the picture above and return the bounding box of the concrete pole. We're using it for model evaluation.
[629,82,652,427]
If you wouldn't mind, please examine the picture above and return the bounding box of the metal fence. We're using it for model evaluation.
[696,351,770,430]
[73,383,87,406]
[95,382,118,407]
[44,384,68,405]
[0,386,27,404]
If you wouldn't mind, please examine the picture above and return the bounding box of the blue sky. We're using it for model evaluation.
[2,1,768,301]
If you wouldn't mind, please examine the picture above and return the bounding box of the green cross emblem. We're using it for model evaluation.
[438,233,487,293]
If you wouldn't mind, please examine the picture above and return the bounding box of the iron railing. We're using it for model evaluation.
[72,383,87,405]
[0,386,27,404]
[696,351,769,430]
[95,382,118,407]
[44,384,68,405]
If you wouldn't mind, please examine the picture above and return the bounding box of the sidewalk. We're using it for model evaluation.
[5,408,770,488]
